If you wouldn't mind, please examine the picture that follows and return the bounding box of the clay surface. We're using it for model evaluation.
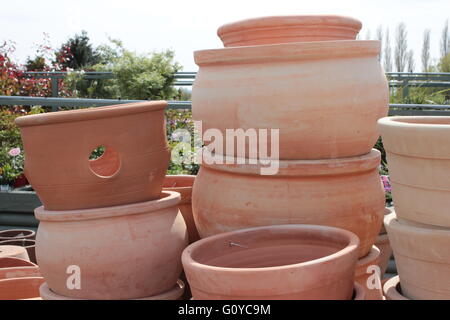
[0,245,30,261]
[382,276,410,300]
[354,246,383,300]
[193,149,385,257]
[34,191,188,299]
[15,101,170,210]
[0,276,44,300]
[182,224,359,300]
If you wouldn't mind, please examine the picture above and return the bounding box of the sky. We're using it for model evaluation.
[1,0,449,71]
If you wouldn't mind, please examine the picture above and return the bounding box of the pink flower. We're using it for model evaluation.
[381,175,392,192]
[8,147,21,157]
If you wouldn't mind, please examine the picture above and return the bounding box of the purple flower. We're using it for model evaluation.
[381,175,392,192]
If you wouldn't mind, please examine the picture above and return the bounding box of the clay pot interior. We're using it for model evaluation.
[190,227,354,269]
[0,229,36,241]
[88,146,121,178]
[0,245,30,261]
[0,239,36,264]
[383,276,410,300]
[390,117,450,125]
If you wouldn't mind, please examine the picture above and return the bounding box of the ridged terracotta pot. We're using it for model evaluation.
[0,245,29,261]
[375,233,392,277]
[0,276,45,300]
[34,191,188,299]
[193,149,385,258]
[0,229,36,241]
[378,116,450,227]
[15,101,170,211]
[193,17,388,160]
[163,175,199,243]
[217,15,362,47]
[39,280,185,300]
[385,212,450,299]
[354,246,383,300]
[0,239,36,264]
[383,276,410,300]
[182,224,359,300]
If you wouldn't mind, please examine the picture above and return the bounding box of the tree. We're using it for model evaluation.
[25,56,46,71]
[376,25,383,62]
[394,23,408,72]
[56,31,99,70]
[406,50,415,72]
[384,28,392,72]
[441,19,449,58]
[421,29,431,72]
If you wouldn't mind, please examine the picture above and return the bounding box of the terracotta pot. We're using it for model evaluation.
[0,257,36,268]
[163,175,199,243]
[217,15,362,47]
[39,280,185,300]
[354,246,383,300]
[193,149,385,258]
[0,229,36,241]
[379,207,393,234]
[375,233,392,277]
[0,239,36,264]
[182,224,360,300]
[0,276,45,300]
[15,101,170,211]
[193,21,388,160]
[378,116,450,227]
[382,276,410,300]
[0,265,40,280]
[34,191,188,299]
[352,282,366,300]
[385,212,450,299]
[0,245,30,261]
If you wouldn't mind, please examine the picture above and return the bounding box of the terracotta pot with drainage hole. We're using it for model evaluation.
[15,101,170,210]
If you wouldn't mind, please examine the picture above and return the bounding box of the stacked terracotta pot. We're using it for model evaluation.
[190,15,389,299]
[14,101,189,300]
[379,116,450,300]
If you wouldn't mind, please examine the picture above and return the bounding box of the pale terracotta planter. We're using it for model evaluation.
[217,15,362,47]
[0,276,45,300]
[163,175,199,243]
[193,149,385,258]
[0,239,36,264]
[375,233,392,277]
[385,212,450,299]
[39,280,185,300]
[383,276,410,300]
[0,229,36,241]
[182,224,360,300]
[379,207,393,234]
[34,191,188,299]
[378,116,450,227]
[354,246,383,300]
[15,101,170,211]
[193,17,388,160]
[0,245,30,261]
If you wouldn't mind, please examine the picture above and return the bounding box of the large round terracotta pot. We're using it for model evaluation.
[217,15,362,47]
[0,229,35,241]
[15,101,170,211]
[39,280,185,300]
[382,276,410,300]
[0,276,44,300]
[193,149,385,258]
[34,191,188,300]
[163,175,199,243]
[193,17,388,160]
[182,224,360,300]
[378,116,450,227]
[384,212,450,300]
[354,246,383,300]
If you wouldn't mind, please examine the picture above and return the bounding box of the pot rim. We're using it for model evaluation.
[0,229,36,240]
[15,101,167,128]
[182,224,359,274]
[217,15,362,39]
[383,276,410,300]
[163,175,196,190]
[355,245,380,277]
[35,191,181,222]
[200,148,380,177]
[378,116,450,130]
[39,280,185,300]
[384,211,450,236]
[0,239,35,248]
[194,40,379,66]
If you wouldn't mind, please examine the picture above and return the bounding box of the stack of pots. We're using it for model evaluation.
[15,101,189,300]
[190,15,389,299]
[379,116,450,300]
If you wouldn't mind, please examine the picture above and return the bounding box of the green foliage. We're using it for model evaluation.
[438,53,450,72]
[25,56,46,71]
[0,106,45,184]
[56,31,99,70]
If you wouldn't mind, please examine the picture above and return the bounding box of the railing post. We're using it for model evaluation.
[51,76,59,112]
